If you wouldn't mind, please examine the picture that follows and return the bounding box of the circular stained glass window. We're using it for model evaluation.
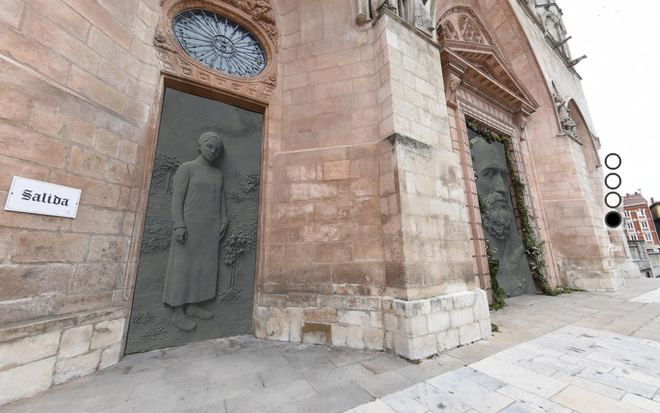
[173,9,266,77]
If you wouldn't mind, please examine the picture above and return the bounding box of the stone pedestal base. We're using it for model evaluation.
[383,290,491,360]
[254,289,492,361]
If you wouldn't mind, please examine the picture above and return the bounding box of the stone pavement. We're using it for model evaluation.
[3,278,660,413]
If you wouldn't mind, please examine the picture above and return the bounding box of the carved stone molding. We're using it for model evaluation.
[444,72,462,107]
[513,112,528,140]
[155,0,278,103]
[438,6,496,47]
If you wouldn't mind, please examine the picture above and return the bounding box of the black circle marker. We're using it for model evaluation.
[605,153,621,170]
[605,191,622,209]
[605,211,622,228]
[604,173,621,190]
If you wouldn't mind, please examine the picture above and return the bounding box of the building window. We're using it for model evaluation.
[624,210,631,218]
[639,209,646,217]
[173,9,267,77]
[630,234,638,240]
[627,222,634,230]
[641,220,649,229]
[645,233,653,242]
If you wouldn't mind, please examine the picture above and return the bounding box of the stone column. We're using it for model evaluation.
[375,11,490,359]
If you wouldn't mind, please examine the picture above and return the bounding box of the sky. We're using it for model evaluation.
[560,0,660,204]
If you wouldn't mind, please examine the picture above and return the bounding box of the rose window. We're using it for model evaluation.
[173,9,267,77]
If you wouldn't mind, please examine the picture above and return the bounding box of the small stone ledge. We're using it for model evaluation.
[0,307,128,342]
[0,311,127,407]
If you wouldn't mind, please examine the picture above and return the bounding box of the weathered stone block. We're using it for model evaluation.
[301,323,331,345]
[427,312,450,333]
[0,264,74,300]
[28,101,65,138]
[473,290,490,321]
[96,129,119,156]
[452,291,476,309]
[319,295,347,309]
[450,307,474,328]
[258,293,287,308]
[354,241,384,261]
[331,324,347,347]
[0,357,55,407]
[290,308,303,343]
[71,207,123,234]
[346,325,365,349]
[323,160,350,180]
[287,293,317,308]
[68,146,106,179]
[303,309,337,323]
[459,323,481,345]
[71,262,125,293]
[402,315,427,338]
[0,295,55,325]
[370,312,383,329]
[347,296,380,311]
[98,342,122,370]
[87,236,130,262]
[333,263,374,285]
[105,159,132,186]
[64,117,96,146]
[0,331,60,370]
[90,318,124,350]
[12,231,89,263]
[53,350,101,385]
[53,291,112,316]
[479,319,492,340]
[393,333,437,360]
[254,305,269,339]
[364,328,384,350]
[337,310,370,326]
[51,171,122,208]
[59,325,93,358]
[0,85,31,125]
[384,313,398,331]
[437,328,460,352]
[266,308,290,341]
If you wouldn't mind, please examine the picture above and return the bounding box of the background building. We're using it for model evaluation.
[0,0,635,406]
[623,192,659,245]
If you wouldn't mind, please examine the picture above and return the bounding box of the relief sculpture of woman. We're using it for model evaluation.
[163,132,228,331]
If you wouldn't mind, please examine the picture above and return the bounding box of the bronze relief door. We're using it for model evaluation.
[126,88,263,353]
[467,127,537,298]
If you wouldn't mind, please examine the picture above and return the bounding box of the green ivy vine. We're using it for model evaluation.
[466,120,557,297]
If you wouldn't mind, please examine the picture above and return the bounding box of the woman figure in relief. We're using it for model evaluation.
[163,132,228,331]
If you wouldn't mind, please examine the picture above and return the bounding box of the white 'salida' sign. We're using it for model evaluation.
[4,176,81,218]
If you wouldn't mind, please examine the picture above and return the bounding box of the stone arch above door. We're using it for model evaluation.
[152,0,279,103]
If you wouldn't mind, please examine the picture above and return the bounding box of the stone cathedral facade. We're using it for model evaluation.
[0,0,637,406]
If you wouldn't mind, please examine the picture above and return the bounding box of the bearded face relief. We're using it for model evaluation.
[468,128,537,297]
[479,165,513,241]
